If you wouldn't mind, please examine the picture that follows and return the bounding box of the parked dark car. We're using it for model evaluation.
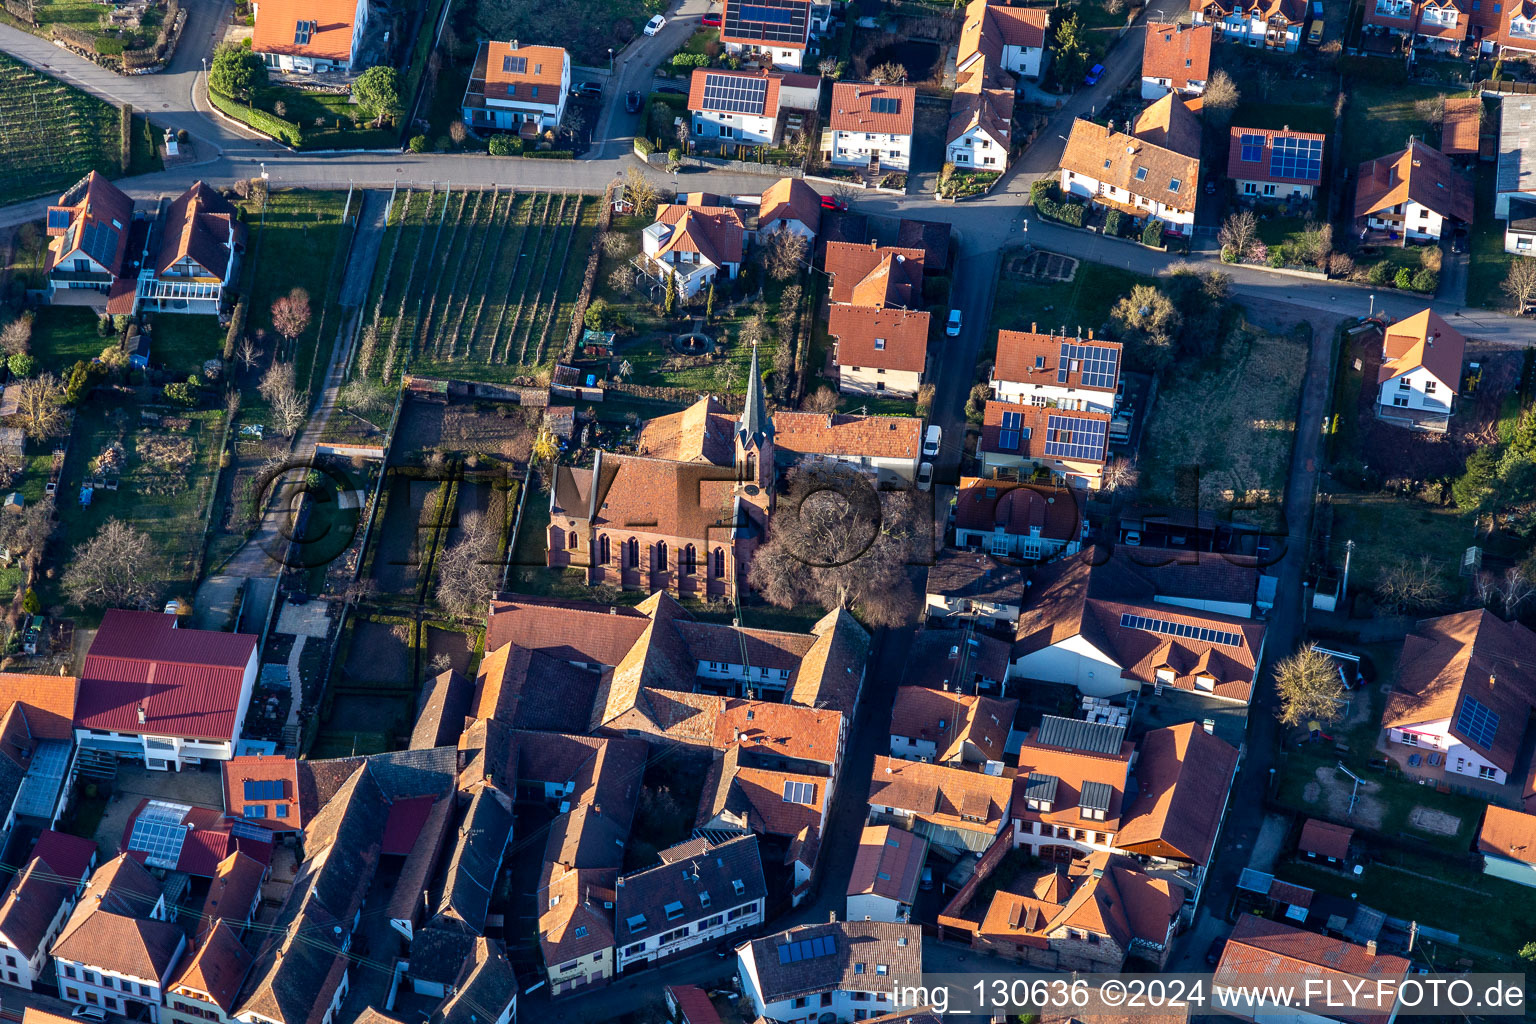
[1206,937,1226,966]
[625,90,643,113]
[573,81,602,99]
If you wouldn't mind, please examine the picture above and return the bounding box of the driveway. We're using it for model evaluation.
[588,0,715,159]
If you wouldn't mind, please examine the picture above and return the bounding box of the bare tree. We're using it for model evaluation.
[449,119,468,146]
[270,288,312,350]
[225,387,242,420]
[759,229,810,281]
[601,232,635,260]
[817,56,843,78]
[608,264,637,294]
[624,167,661,220]
[1504,257,1536,313]
[869,62,908,84]
[16,372,65,439]
[338,379,385,416]
[1274,646,1346,728]
[355,322,379,381]
[62,518,157,609]
[435,511,499,619]
[803,386,839,414]
[271,384,309,437]
[0,312,33,357]
[1505,565,1536,614]
[1375,554,1448,613]
[1218,209,1259,260]
[259,361,296,404]
[1415,94,1446,126]
[1203,69,1240,125]
[236,334,260,373]
[748,462,920,627]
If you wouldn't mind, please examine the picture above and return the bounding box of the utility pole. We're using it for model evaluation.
[1340,539,1354,605]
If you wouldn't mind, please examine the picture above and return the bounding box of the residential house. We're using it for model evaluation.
[1362,0,1468,50]
[1213,917,1410,1024]
[409,668,472,751]
[952,477,1087,561]
[43,172,140,314]
[887,686,1017,770]
[958,0,1049,79]
[979,401,1110,490]
[924,551,1028,626]
[1381,608,1536,792]
[667,985,725,1024]
[1189,0,1308,50]
[735,920,922,1023]
[689,68,783,150]
[696,746,832,853]
[138,182,245,316]
[251,0,369,72]
[824,240,925,308]
[1114,722,1240,909]
[1476,0,1536,55]
[990,327,1122,414]
[462,40,570,134]
[198,851,268,936]
[770,411,923,485]
[1141,23,1212,98]
[1059,96,1201,233]
[1478,805,1536,888]
[52,855,185,1022]
[1505,198,1536,255]
[221,754,304,834]
[868,755,1013,853]
[615,835,767,971]
[720,0,812,69]
[828,305,930,397]
[0,830,96,991]
[902,631,1012,697]
[1298,819,1353,865]
[846,825,927,923]
[759,178,823,239]
[1010,548,1268,702]
[829,82,917,172]
[74,609,259,769]
[0,672,81,843]
[1498,99,1536,252]
[161,921,254,1024]
[1227,126,1327,202]
[428,938,518,1024]
[642,198,746,300]
[1375,309,1466,429]
[972,852,1183,970]
[548,360,771,596]
[1011,715,1135,861]
[1354,140,1472,244]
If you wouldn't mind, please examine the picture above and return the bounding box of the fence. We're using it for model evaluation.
[681,154,805,178]
[1476,78,1536,95]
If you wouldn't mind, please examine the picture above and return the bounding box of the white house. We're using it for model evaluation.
[1374,308,1464,425]
[0,832,96,992]
[1497,99,1536,236]
[1479,806,1536,889]
[720,0,812,69]
[846,825,927,923]
[138,182,245,316]
[959,0,1049,80]
[945,86,1013,170]
[736,921,922,1022]
[1354,140,1472,244]
[1058,100,1200,234]
[1140,22,1212,99]
[1227,126,1327,203]
[251,0,368,73]
[462,41,570,134]
[1381,609,1536,792]
[991,328,1121,414]
[952,477,1086,561]
[615,836,766,972]
[43,172,137,313]
[1189,0,1308,52]
[689,68,783,149]
[758,178,822,240]
[642,201,746,300]
[73,610,260,770]
[829,82,916,172]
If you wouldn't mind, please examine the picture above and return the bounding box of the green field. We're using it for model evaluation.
[0,52,161,205]
[986,253,1154,368]
[362,187,597,382]
[1342,80,1465,170]
[1468,163,1514,311]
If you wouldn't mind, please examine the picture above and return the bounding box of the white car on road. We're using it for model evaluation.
[917,462,934,491]
[922,425,941,458]
[946,309,962,336]
[644,14,666,34]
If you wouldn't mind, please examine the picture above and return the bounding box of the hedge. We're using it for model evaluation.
[523,150,574,159]
[1142,218,1165,248]
[209,88,303,147]
[119,102,133,174]
[223,298,247,360]
[1032,182,1086,227]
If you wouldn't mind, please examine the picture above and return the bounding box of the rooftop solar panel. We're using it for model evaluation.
[80,220,118,270]
[1058,343,1118,389]
[1269,135,1322,181]
[502,54,527,74]
[1455,695,1499,751]
[1119,612,1242,648]
[47,209,72,231]
[701,72,770,114]
[1239,133,1264,162]
[1042,413,1107,461]
[724,0,809,43]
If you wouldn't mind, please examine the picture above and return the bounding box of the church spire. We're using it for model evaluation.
[738,342,773,450]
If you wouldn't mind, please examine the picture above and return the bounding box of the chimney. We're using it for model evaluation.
[1366,940,1378,956]
[1087,328,1094,340]
[870,240,878,251]
[1031,321,1037,333]
[136,705,147,725]
[830,910,838,923]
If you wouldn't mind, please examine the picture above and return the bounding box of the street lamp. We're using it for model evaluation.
[1369,293,1376,318]
[260,161,269,181]
[608,47,615,72]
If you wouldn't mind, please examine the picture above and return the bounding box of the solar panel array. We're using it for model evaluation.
[725,0,809,42]
[777,933,836,964]
[870,96,899,114]
[1058,343,1118,388]
[1239,133,1264,162]
[701,73,769,114]
[79,221,118,269]
[129,801,191,869]
[46,208,72,232]
[1120,612,1242,648]
[231,819,275,843]
[244,778,284,800]
[998,409,1023,451]
[1455,695,1499,751]
[502,54,528,74]
[1043,413,1107,461]
[1269,135,1322,180]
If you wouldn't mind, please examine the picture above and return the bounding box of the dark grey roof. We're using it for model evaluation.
[744,921,922,1003]
[1024,772,1059,804]
[430,938,519,1024]
[410,670,471,751]
[364,747,459,797]
[925,550,1027,605]
[434,787,513,933]
[1034,714,1125,755]
[738,343,773,450]
[1511,197,1536,232]
[1080,780,1114,813]
[409,923,477,988]
[615,835,765,943]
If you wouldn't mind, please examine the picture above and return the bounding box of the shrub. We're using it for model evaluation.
[1366,261,1394,286]
[1141,218,1165,248]
[8,354,33,378]
[208,89,302,146]
[1410,268,1438,293]
[408,134,428,153]
[1394,267,1414,290]
[224,298,247,361]
[670,52,710,68]
[163,378,199,406]
[522,149,573,159]
[633,136,655,156]
[1104,209,1124,237]
[488,134,515,156]
[1268,247,1287,268]
[1056,202,1085,227]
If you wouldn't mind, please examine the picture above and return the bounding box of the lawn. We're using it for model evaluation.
[1342,80,1465,169]
[1139,322,1308,529]
[1324,491,1472,595]
[985,252,1155,368]
[27,307,112,374]
[252,85,396,150]
[1226,50,1335,135]
[1467,163,1513,311]
[0,53,161,206]
[144,314,225,378]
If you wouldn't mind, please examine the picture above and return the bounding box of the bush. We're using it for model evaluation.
[1366,261,1395,286]
[670,52,710,68]
[1268,247,1287,268]
[1394,267,1414,290]
[208,89,302,147]
[224,298,247,361]
[522,149,573,159]
[1410,268,1438,293]
[633,136,655,156]
[408,134,428,153]
[163,378,199,406]
[1030,180,1086,226]
[1141,218,1165,248]
[7,354,33,378]
[488,134,516,156]
[1104,209,1124,237]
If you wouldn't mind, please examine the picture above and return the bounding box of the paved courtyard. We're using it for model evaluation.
[94,763,226,856]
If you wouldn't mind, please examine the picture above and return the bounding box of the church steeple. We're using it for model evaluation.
[738,342,773,451]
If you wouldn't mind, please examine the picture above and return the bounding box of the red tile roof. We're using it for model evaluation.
[1441,96,1482,156]
[155,182,242,280]
[1013,728,1134,832]
[953,477,1085,544]
[252,0,359,61]
[1479,804,1536,864]
[1142,23,1212,90]
[868,755,1012,836]
[667,985,724,1024]
[77,610,257,742]
[483,41,566,102]
[1298,818,1353,860]
[1226,126,1328,186]
[772,411,923,461]
[199,851,267,933]
[1216,917,1410,1024]
[31,830,96,881]
[824,241,926,307]
[0,672,79,740]
[382,794,437,856]
[759,177,821,233]
[830,82,917,135]
[122,800,273,877]
[169,919,254,1013]
[889,687,1016,763]
[1354,140,1472,222]
[1377,308,1466,391]
[980,400,1110,467]
[223,754,303,830]
[993,328,1122,392]
[45,172,134,279]
[829,305,930,374]
[1115,723,1238,865]
[485,594,651,666]
[847,824,927,903]
[654,203,746,268]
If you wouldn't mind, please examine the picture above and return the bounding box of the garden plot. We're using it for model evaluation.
[360,187,596,383]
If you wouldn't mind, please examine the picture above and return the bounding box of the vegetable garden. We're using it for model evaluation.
[359,186,599,383]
